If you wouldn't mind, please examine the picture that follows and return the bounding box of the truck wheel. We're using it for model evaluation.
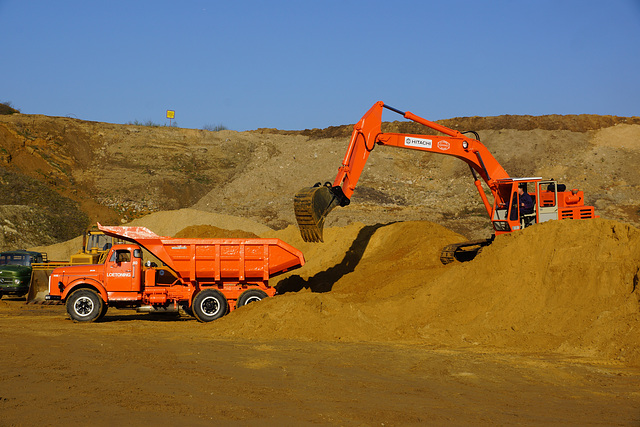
[237,289,268,308]
[66,289,104,322]
[192,289,228,323]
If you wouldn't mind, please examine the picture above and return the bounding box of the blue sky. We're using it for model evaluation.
[1,0,639,131]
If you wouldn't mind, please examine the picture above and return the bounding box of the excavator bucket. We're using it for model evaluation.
[294,184,342,242]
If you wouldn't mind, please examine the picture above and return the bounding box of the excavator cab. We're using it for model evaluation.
[490,178,595,235]
[491,179,540,234]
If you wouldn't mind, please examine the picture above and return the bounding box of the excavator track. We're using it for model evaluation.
[440,237,494,265]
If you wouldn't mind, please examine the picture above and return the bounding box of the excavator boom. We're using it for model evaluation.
[294,101,509,242]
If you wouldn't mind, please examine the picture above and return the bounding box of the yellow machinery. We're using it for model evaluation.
[26,227,123,303]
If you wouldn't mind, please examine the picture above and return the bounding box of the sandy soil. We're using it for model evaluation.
[0,302,638,426]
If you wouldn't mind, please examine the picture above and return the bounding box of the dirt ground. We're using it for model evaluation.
[0,302,639,426]
[3,216,640,425]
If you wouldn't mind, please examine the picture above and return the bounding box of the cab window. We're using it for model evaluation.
[110,250,131,263]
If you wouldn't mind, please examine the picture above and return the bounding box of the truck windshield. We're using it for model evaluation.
[110,250,131,263]
[0,254,33,266]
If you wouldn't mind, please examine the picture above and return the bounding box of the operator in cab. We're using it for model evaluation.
[518,183,534,216]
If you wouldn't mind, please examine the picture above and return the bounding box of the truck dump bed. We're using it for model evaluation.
[97,224,305,282]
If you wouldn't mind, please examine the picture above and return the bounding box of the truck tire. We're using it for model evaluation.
[192,289,228,323]
[66,289,104,322]
[237,289,268,308]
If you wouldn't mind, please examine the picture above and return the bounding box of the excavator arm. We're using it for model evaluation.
[294,101,511,242]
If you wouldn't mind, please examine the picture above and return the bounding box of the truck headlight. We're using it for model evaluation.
[14,279,21,285]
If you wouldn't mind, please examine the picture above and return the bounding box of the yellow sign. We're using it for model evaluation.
[166,110,175,119]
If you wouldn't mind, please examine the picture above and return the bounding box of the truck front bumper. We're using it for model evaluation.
[0,285,29,296]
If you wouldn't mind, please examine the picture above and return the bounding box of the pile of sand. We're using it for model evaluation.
[174,224,259,239]
[127,209,272,237]
[212,218,640,366]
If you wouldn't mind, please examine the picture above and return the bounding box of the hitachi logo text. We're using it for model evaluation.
[404,137,432,148]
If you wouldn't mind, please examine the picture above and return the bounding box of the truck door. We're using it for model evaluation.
[106,249,139,292]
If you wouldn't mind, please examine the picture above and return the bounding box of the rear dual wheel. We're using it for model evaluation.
[192,289,228,323]
[237,289,268,308]
[191,288,269,322]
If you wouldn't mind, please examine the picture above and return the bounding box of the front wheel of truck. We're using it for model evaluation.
[192,289,228,323]
[66,289,104,322]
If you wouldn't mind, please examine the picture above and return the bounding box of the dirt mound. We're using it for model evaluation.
[26,207,640,366]
[126,208,272,237]
[211,218,640,365]
[174,224,259,239]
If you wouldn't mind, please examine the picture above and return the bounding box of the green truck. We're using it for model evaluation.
[0,250,45,299]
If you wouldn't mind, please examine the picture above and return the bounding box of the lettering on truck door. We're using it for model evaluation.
[107,249,137,291]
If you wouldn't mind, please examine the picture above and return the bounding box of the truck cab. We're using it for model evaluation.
[0,250,45,298]
[104,246,143,293]
[48,244,144,303]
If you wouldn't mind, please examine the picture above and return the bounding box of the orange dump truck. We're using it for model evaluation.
[45,224,305,322]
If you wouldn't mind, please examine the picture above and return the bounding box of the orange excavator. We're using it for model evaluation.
[294,101,597,263]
